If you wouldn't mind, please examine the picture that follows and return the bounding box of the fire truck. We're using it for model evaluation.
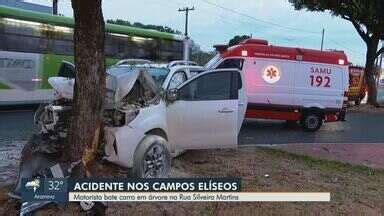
[206,38,349,131]
[348,66,366,105]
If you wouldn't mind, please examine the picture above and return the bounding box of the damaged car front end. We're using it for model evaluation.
[11,67,169,215]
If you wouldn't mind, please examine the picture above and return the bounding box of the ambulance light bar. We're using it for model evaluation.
[240,38,268,45]
[214,44,229,53]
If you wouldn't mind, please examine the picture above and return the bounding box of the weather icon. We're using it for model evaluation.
[25,179,41,192]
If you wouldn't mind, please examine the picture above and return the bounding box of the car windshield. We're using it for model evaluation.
[204,54,222,69]
[108,66,134,76]
[107,66,169,88]
[146,67,170,87]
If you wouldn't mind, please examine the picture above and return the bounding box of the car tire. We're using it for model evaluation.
[301,113,323,132]
[133,135,171,178]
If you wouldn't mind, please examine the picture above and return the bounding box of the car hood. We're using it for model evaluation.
[48,69,159,107]
[105,69,159,108]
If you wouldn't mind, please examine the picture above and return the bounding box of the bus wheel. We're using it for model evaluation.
[301,113,323,132]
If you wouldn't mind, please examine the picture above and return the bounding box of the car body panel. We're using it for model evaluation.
[39,65,247,169]
[104,101,167,167]
[166,69,246,150]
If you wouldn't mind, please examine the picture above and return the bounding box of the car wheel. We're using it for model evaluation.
[133,135,170,178]
[301,113,323,132]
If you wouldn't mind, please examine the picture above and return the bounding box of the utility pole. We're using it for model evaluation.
[52,0,58,15]
[321,28,325,51]
[178,6,195,61]
[178,6,195,37]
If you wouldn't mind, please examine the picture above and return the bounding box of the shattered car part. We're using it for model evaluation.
[11,134,71,197]
[105,69,159,108]
[34,105,71,134]
[20,201,52,216]
[12,68,162,214]
[48,77,75,100]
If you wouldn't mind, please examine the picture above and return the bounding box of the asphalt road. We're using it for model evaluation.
[1,110,383,147]
[0,110,383,183]
[239,112,384,145]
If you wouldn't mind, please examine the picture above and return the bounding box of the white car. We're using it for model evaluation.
[115,59,153,66]
[36,66,247,178]
[167,60,198,68]
[108,64,205,90]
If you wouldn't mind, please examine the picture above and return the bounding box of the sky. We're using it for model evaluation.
[23,0,383,66]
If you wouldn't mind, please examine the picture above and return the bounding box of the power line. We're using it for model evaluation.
[327,37,365,56]
[157,0,366,62]
[200,0,320,34]
[321,28,325,51]
[199,0,365,59]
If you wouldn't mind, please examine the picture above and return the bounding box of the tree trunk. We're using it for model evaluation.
[68,0,105,177]
[365,38,380,105]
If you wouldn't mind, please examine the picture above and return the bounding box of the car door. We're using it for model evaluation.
[167,69,242,150]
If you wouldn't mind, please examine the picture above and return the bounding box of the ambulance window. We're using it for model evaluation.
[179,71,232,101]
[217,58,244,70]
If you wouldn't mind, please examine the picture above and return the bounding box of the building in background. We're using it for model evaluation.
[0,0,51,13]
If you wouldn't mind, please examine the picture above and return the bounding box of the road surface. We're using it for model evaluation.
[0,110,383,183]
[239,113,384,144]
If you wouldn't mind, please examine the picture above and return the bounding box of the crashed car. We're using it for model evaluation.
[32,65,247,179]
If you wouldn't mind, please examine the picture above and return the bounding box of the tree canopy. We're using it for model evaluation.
[228,35,251,46]
[289,0,384,104]
[107,19,182,35]
[289,0,384,58]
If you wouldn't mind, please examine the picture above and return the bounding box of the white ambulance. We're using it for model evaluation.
[206,38,349,131]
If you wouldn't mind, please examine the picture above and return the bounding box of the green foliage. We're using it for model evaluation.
[107,19,182,35]
[190,40,216,65]
[289,0,384,104]
[289,0,384,42]
[0,81,11,89]
[191,51,216,65]
[228,35,251,46]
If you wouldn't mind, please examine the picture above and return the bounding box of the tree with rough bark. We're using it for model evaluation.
[289,0,384,105]
[68,0,106,177]
[229,35,251,46]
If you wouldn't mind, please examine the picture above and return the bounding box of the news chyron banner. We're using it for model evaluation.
[21,178,330,202]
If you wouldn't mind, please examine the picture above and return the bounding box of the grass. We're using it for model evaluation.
[262,147,379,176]
[1,147,384,215]
[0,81,11,89]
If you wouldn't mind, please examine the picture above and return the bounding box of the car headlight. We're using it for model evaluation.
[125,109,140,125]
[106,109,139,127]
[111,110,126,126]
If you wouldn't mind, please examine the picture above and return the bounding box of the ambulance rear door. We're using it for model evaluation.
[293,62,345,109]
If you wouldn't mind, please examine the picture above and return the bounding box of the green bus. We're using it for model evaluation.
[0,5,183,105]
